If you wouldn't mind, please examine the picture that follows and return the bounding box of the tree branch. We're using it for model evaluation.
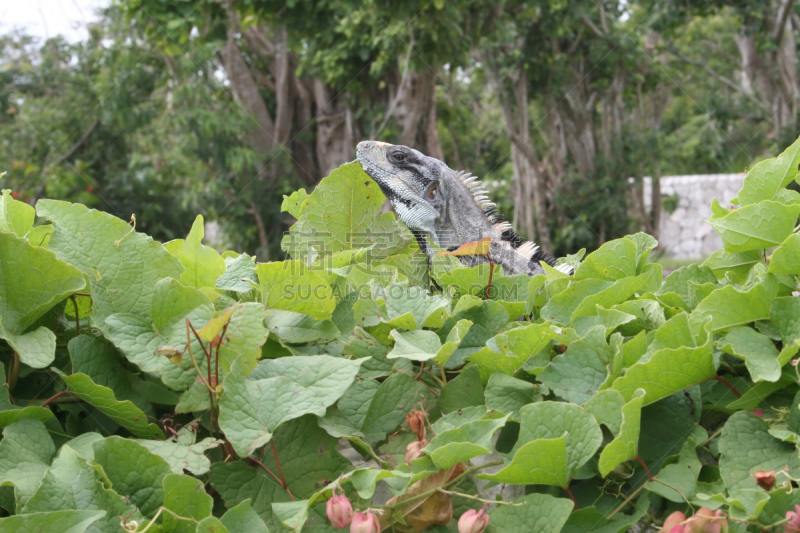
[668,47,771,115]
[774,0,795,45]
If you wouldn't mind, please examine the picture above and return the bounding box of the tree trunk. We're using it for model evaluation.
[313,79,357,176]
[392,68,443,157]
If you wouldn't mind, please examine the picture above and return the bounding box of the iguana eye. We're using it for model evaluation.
[426,184,439,200]
[391,152,406,163]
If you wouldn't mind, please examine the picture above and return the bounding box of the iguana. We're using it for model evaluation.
[356,140,571,276]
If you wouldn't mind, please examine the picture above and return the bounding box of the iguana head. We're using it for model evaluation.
[356,140,496,250]
[356,140,566,276]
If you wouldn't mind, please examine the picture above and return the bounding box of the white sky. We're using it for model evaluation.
[0,0,109,42]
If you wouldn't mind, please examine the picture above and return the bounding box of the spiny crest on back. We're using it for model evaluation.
[456,169,558,268]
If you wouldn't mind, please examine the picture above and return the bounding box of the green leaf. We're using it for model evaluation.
[738,136,800,205]
[169,215,226,290]
[217,303,269,375]
[0,419,56,511]
[718,327,781,382]
[68,335,152,414]
[23,445,140,532]
[36,200,184,324]
[0,189,35,236]
[540,278,611,326]
[769,233,800,274]
[644,437,701,502]
[0,231,85,367]
[423,414,508,469]
[598,389,645,477]
[573,238,637,282]
[376,282,449,330]
[162,473,213,533]
[570,270,660,323]
[387,319,472,365]
[691,282,775,332]
[264,309,340,345]
[538,326,611,404]
[197,517,230,533]
[361,372,435,443]
[468,322,555,383]
[136,437,222,476]
[92,436,172,517]
[611,323,714,405]
[216,254,258,293]
[438,301,509,368]
[219,357,364,456]
[479,435,569,486]
[656,265,718,310]
[281,188,309,219]
[478,400,603,487]
[56,370,164,439]
[257,260,335,320]
[0,510,105,533]
[702,249,762,280]
[485,493,573,532]
[281,162,414,261]
[104,277,213,374]
[719,411,800,491]
[771,296,800,344]
[583,390,626,435]
[438,364,485,414]
[211,416,350,529]
[706,200,800,252]
[0,326,57,371]
[220,499,270,533]
[484,373,540,421]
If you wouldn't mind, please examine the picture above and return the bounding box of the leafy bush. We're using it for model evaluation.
[1,136,800,533]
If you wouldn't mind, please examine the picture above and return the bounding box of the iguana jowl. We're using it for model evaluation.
[356,140,570,276]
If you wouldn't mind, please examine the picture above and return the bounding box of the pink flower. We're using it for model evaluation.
[751,409,764,417]
[785,504,800,532]
[326,493,352,529]
[687,507,728,533]
[754,469,776,491]
[350,511,381,533]
[458,507,489,533]
[660,511,686,533]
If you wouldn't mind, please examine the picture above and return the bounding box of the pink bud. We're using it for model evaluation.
[458,508,489,533]
[660,511,686,533]
[751,409,764,417]
[350,511,381,533]
[687,507,728,533]
[785,505,800,532]
[326,494,353,529]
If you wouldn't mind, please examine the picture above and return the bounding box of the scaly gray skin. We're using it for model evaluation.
[356,140,570,276]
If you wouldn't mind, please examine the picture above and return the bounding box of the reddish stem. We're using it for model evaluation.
[249,454,295,501]
[563,485,579,509]
[485,260,495,300]
[635,456,653,482]
[40,390,75,407]
[708,376,742,398]
[416,361,425,380]
[271,441,290,493]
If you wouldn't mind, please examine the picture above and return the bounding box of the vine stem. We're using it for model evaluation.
[40,390,76,407]
[635,456,653,481]
[606,482,646,520]
[437,488,523,506]
[371,460,504,511]
[7,351,20,393]
[271,441,291,496]
[563,485,579,509]
[248,454,295,501]
[70,295,80,335]
[707,376,742,398]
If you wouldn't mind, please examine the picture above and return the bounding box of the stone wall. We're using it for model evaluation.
[643,173,746,259]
